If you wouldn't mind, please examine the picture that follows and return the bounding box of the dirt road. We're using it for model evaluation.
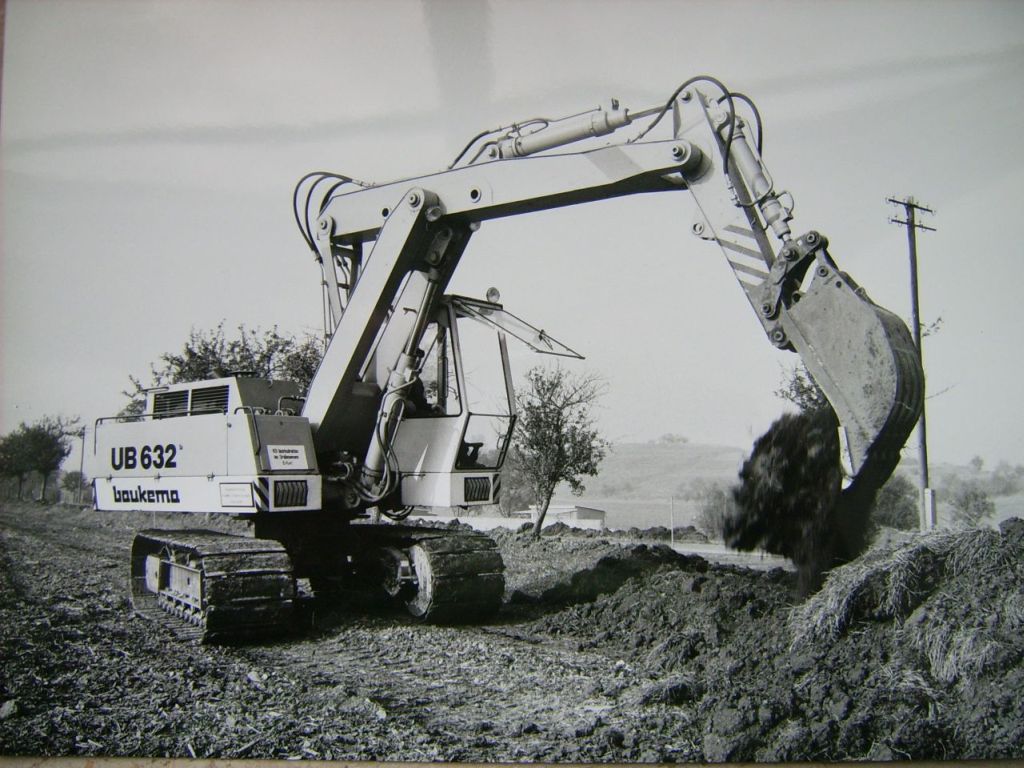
[1,502,1021,761]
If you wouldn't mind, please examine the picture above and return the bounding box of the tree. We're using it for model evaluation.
[919,316,944,339]
[61,470,89,502]
[0,431,33,500]
[508,366,608,538]
[0,417,80,502]
[969,455,985,473]
[496,452,533,518]
[653,433,689,446]
[686,478,736,540]
[26,417,80,502]
[775,362,828,413]
[944,477,995,528]
[988,461,1024,497]
[123,322,324,414]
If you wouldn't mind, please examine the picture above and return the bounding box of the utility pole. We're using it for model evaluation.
[77,427,87,504]
[887,195,936,529]
[669,495,675,547]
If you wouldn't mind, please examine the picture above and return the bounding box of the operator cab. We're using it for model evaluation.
[392,294,580,507]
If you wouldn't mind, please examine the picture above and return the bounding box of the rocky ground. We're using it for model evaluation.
[0,502,1022,762]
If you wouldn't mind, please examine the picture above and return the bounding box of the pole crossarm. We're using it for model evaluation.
[886,195,935,214]
[887,196,937,232]
[889,217,937,232]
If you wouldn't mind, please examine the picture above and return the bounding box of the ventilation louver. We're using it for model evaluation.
[463,476,492,502]
[152,391,189,419]
[190,385,230,415]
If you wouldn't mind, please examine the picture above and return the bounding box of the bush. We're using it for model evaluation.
[872,474,919,531]
[944,478,995,528]
[987,462,1024,497]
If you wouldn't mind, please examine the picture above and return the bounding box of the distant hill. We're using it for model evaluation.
[576,440,746,500]
[552,440,747,530]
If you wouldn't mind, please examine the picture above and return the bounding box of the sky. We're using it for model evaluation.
[2,0,1023,473]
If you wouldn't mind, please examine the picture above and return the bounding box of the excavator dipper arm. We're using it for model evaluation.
[674,87,924,492]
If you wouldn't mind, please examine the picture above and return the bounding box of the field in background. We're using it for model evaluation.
[552,441,745,530]
[553,441,1023,532]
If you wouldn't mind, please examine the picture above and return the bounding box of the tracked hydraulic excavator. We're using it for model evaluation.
[87,76,923,641]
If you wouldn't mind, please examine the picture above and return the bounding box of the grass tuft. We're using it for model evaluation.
[942,528,1004,577]
[873,662,943,719]
[905,622,1001,686]
[789,526,1008,648]
[790,523,1020,693]
[789,535,939,646]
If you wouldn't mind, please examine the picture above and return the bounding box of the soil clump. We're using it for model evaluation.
[726,407,876,593]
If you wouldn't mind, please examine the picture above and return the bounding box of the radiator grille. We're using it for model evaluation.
[273,480,308,508]
[190,385,230,414]
[463,476,492,503]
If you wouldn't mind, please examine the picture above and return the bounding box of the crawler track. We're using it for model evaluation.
[400,531,505,623]
[129,524,504,640]
[129,529,297,643]
[328,523,506,623]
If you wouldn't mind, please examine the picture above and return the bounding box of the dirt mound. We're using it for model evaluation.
[726,407,877,594]
[496,532,708,607]
[531,545,707,606]
[539,522,707,544]
[531,557,792,667]
[527,520,1024,761]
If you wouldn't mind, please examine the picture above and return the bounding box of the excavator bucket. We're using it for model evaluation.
[780,259,924,493]
[723,234,924,593]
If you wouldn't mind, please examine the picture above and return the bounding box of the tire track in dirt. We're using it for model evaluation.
[0,503,686,761]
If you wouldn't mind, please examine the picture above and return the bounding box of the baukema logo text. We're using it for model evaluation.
[112,486,181,504]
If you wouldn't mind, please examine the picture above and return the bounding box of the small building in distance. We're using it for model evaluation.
[533,504,606,530]
[422,504,607,532]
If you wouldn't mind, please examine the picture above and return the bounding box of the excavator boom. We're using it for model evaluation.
[299,80,923,498]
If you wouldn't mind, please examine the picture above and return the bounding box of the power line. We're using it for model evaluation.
[887,195,936,529]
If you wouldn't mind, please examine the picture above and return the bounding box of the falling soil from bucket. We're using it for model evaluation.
[724,408,877,594]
